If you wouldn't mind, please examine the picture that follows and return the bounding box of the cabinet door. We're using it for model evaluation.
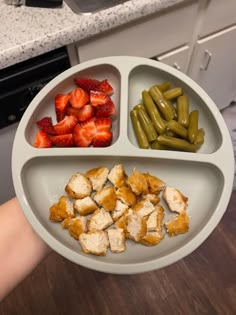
[188,25,236,110]
[156,46,190,73]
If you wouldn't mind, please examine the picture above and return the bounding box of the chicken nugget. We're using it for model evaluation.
[85,166,109,191]
[74,196,98,216]
[116,186,137,206]
[62,216,87,240]
[93,186,117,211]
[165,211,190,236]
[107,228,126,253]
[49,196,74,222]
[143,173,166,194]
[163,186,188,213]
[126,211,147,242]
[132,199,155,217]
[65,172,92,199]
[126,169,149,196]
[88,208,113,231]
[111,200,129,222]
[79,230,109,256]
[108,164,127,188]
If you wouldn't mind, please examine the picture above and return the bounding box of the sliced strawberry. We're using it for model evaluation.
[55,94,70,122]
[66,104,95,122]
[90,91,110,106]
[69,87,90,109]
[51,134,74,147]
[80,117,97,139]
[93,131,113,147]
[95,117,112,132]
[36,116,57,135]
[95,99,116,117]
[34,130,52,148]
[73,124,93,147]
[54,115,78,135]
[98,80,114,96]
[74,77,100,94]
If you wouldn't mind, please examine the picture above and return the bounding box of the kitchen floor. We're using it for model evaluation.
[1,191,236,315]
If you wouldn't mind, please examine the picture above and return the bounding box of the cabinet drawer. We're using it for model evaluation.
[77,2,198,62]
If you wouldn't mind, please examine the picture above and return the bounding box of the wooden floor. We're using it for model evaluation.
[1,191,236,315]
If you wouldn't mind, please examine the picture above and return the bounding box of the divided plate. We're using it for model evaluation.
[12,56,234,274]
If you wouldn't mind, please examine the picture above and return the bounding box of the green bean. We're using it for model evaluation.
[136,106,158,142]
[149,86,176,121]
[188,110,199,143]
[150,140,171,150]
[163,87,183,101]
[194,128,205,146]
[165,130,176,137]
[167,120,188,139]
[166,100,177,119]
[130,109,150,149]
[156,81,171,92]
[157,135,198,152]
[142,90,166,134]
[177,95,189,127]
[134,104,145,111]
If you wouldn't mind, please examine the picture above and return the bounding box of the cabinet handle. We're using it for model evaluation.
[200,49,212,71]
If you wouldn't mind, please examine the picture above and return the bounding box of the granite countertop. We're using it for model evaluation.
[0,0,188,70]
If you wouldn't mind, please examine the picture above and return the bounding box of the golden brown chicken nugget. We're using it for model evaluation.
[165,211,190,236]
[79,230,109,256]
[116,186,137,206]
[163,186,188,213]
[108,164,127,188]
[93,186,117,211]
[107,228,126,253]
[49,196,74,222]
[143,173,166,194]
[126,169,149,196]
[85,166,109,191]
[65,173,92,199]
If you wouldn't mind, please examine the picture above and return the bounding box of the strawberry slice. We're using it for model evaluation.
[66,104,94,122]
[98,80,114,96]
[54,115,78,135]
[51,134,74,147]
[73,124,94,147]
[36,116,57,135]
[93,131,113,147]
[90,91,110,106]
[55,94,70,122]
[69,87,90,109]
[95,117,112,132]
[80,117,97,139]
[34,130,52,148]
[74,77,100,93]
[95,99,116,117]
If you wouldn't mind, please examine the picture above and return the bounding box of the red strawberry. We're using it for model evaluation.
[95,99,116,117]
[51,134,74,147]
[66,104,94,122]
[69,87,90,109]
[80,117,97,139]
[55,94,70,122]
[93,131,113,147]
[98,80,114,96]
[74,78,100,93]
[95,117,112,132]
[36,116,57,135]
[34,130,52,148]
[54,115,78,135]
[90,91,110,106]
[73,124,94,147]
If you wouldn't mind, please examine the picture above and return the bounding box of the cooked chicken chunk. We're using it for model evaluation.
[116,186,137,206]
[93,186,117,211]
[126,211,147,242]
[111,200,129,222]
[115,213,128,230]
[79,230,109,256]
[132,200,155,217]
[140,193,160,205]
[88,208,113,231]
[61,216,87,240]
[140,231,164,246]
[146,205,164,232]
[108,164,126,188]
[107,228,126,253]
[49,196,74,222]
[126,169,149,196]
[74,196,98,216]
[165,211,190,236]
[143,173,166,194]
[65,173,92,199]
[163,186,188,213]
[85,166,109,191]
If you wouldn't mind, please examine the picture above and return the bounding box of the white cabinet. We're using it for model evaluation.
[188,25,236,110]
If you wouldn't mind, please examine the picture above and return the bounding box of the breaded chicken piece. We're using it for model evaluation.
[140,193,160,205]
[65,173,92,199]
[116,186,137,206]
[49,196,74,222]
[114,208,132,230]
[165,211,190,236]
[85,166,109,191]
[107,228,126,253]
[163,186,188,213]
[88,208,113,231]
[61,216,87,240]
[126,211,147,242]
[111,200,129,222]
[79,230,109,256]
[74,196,98,216]
[132,199,155,217]
[126,169,149,196]
[93,186,117,211]
[108,164,126,188]
[143,173,166,194]
[140,231,164,246]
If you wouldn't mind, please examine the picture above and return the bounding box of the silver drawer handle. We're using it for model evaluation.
[200,49,212,71]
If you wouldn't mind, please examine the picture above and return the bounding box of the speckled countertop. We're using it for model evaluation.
[0,0,189,70]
